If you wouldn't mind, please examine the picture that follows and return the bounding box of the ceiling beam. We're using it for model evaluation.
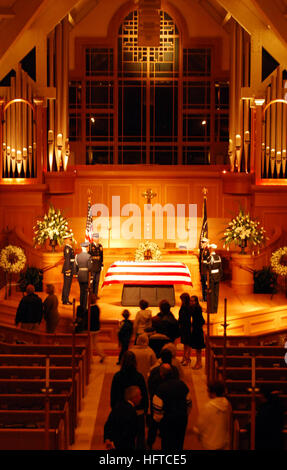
[0,0,81,82]
[216,0,287,69]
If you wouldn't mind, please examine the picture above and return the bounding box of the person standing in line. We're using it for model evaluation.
[110,351,148,450]
[178,292,193,366]
[88,294,106,363]
[130,333,157,384]
[133,299,152,343]
[193,381,232,450]
[152,363,192,451]
[15,284,43,330]
[190,295,205,369]
[43,283,59,333]
[117,309,133,365]
[89,233,103,299]
[104,385,142,450]
[75,242,92,310]
[61,233,75,305]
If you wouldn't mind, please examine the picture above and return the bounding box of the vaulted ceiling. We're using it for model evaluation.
[1,0,287,81]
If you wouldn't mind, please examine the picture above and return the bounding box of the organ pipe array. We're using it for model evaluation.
[2,65,37,178]
[261,67,287,178]
[47,16,70,172]
[228,21,251,173]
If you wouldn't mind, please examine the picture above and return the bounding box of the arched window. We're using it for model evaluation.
[69,9,229,165]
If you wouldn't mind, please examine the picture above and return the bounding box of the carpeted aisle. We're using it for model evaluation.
[90,367,203,450]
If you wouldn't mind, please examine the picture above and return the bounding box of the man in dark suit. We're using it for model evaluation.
[15,284,43,330]
[104,385,142,450]
[75,242,92,310]
[206,244,223,314]
[89,233,103,298]
[152,364,192,451]
[61,233,75,305]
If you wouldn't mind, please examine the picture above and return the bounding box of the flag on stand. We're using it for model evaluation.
[85,197,93,244]
[199,191,208,248]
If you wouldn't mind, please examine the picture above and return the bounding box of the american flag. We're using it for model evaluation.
[85,197,93,243]
[199,192,208,248]
[102,261,192,287]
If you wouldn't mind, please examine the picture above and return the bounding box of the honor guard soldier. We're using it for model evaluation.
[89,233,103,298]
[206,244,223,314]
[75,242,92,310]
[61,233,75,305]
[199,237,210,302]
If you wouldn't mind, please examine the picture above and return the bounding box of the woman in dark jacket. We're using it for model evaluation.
[178,293,193,366]
[43,284,59,333]
[190,295,205,369]
[110,351,148,449]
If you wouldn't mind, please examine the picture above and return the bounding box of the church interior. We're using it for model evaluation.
[0,0,286,452]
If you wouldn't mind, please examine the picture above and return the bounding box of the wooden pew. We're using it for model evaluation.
[0,407,70,450]
[228,393,287,411]
[225,379,287,394]
[0,378,81,416]
[212,355,286,369]
[0,366,84,400]
[0,420,66,450]
[0,342,89,385]
[0,392,75,444]
[215,366,287,381]
[0,354,85,393]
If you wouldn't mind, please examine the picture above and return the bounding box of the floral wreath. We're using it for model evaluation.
[0,245,26,274]
[270,247,287,276]
[135,241,161,262]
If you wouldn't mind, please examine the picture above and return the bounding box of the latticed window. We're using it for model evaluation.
[69,9,229,164]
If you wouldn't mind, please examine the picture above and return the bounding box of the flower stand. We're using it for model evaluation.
[231,253,255,295]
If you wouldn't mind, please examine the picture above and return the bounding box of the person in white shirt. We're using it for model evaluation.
[193,381,232,450]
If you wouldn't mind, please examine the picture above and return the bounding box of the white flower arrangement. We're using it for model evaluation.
[135,241,161,261]
[0,245,26,274]
[33,205,75,247]
[222,208,266,253]
[270,247,287,277]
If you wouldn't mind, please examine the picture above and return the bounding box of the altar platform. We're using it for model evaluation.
[0,278,286,341]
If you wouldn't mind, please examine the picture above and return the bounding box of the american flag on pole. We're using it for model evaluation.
[199,189,208,249]
[102,261,192,287]
[85,196,93,243]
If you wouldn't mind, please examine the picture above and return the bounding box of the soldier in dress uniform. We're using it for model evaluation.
[61,233,75,305]
[206,244,223,314]
[89,233,103,298]
[75,242,92,310]
[199,237,210,302]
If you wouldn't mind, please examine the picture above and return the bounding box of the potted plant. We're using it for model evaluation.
[222,208,267,295]
[33,205,74,251]
[222,208,266,254]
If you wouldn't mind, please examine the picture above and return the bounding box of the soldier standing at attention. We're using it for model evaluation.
[75,242,92,310]
[61,233,75,305]
[89,233,103,299]
[199,237,210,302]
[206,244,223,314]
